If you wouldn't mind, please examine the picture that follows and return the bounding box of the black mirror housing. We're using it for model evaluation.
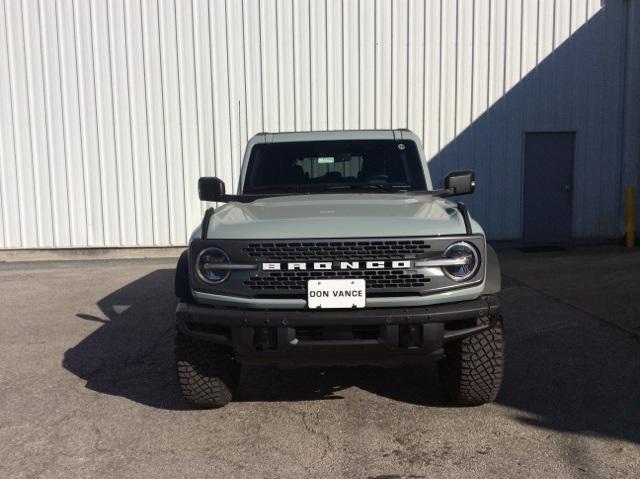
[444,170,476,196]
[198,177,226,202]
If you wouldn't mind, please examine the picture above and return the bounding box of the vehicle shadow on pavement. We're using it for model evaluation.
[63,268,448,410]
[495,277,640,446]
[64,269,640,446]
[63,269,187,410]
[236,365,446,406]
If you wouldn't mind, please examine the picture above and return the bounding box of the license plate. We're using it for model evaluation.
[307,279,366,309]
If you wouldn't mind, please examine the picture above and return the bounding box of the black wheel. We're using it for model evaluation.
[440,316,504,406]
[175,331,240,408]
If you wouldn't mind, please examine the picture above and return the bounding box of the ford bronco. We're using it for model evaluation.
[174,129,503,408]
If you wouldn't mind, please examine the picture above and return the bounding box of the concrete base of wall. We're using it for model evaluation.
[0,247,185,263]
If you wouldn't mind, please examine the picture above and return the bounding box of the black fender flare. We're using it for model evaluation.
[483,244,501,294]
[175,249,194,302]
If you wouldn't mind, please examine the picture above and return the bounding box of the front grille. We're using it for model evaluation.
[191,235,486,299]
[244,269,429,291]
[242,239,430,261]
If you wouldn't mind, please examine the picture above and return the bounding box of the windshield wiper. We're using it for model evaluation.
[243,185,303,194]
[325,183,414,192]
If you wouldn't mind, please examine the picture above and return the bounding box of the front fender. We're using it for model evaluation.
[175,249,194,302]
[483,244,501,294]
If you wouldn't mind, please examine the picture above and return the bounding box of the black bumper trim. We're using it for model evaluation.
[176,296,500,366]
[178,296,498,327]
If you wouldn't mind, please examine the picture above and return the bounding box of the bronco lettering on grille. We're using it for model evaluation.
[261,260,413,271]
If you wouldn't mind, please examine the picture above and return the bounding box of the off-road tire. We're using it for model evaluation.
[175,331,240,408]
[440,316,504,406]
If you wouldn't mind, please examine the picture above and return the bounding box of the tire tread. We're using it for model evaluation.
[175,332,238,408]
[443,317,504,406]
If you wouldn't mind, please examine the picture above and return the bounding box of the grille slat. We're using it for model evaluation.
[241,239,431,292]
[243,240,430,262]
[244,269,429,290]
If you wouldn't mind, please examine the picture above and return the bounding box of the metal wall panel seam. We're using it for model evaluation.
[20,0,43,246]
[357,0,361,128]
[210,0,233,192]
[407,0,423,134]
[192,0,213,217]
[74,0,102,246]
[501,1,521,238]
[0,0,14,247]
[612,0,630,236]
[110,0,139,246]
[5,0,31,246]
[307,0,313,129]
[125,0,154,244]
[176,0,202,230]
[325,0,328,130]
[569,0,588,236]
[36,0,58,246]
[104,0,125,246]
[582,3,604,235]
[405,0,410,128]
[223,0,235,184]
[191,0,203,198]
[121,0,140,245]
[258,0,265,130]
[64,0,90,246]
[153,0,172,244]
[227,0,248,183]
[275,0,295,132]
[327,0,343,130]
[241,0,251,139]
[436,0,442,171]
[389,0,393,127]
[41,0,70,246]
[420,0,427,146]
[358,0,374,130]
[159,0,187,244]
[373,0,376,128]
[274,0,282,131]
[600,0,627,236]
[291,0,297,131]
[92,0,118,247]
[489,0,508,238]
[23,1,53,247]
[139,0,157,244]
[341,0,345,127]
[87,0,110,246]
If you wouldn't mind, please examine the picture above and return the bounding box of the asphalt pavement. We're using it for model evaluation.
[1,247,639,478]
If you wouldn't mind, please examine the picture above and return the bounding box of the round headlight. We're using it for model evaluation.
[196,247,231,284]
[441,242,480,281]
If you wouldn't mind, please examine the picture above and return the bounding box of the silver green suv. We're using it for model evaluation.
[174,129,503,408]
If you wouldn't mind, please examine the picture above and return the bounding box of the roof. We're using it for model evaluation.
[248,129,422,145]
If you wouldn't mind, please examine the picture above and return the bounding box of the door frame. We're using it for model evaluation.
[520,131,577,242]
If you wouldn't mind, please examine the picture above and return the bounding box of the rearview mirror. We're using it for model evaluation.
[444,170,476,196]
[198,177,225,202]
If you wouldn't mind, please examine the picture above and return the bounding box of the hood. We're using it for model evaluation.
[202,193,481,240]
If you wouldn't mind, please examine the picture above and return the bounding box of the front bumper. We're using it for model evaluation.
[176,295,500,367]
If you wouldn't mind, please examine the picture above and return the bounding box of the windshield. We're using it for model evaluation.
[242,140,427,194]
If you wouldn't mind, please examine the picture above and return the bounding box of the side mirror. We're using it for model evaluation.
[198,177,225,202]
[444,170,476,195]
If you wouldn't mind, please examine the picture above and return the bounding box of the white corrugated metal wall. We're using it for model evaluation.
[0,0,631,248]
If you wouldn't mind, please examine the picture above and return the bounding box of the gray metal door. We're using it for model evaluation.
[523,133,575,243]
